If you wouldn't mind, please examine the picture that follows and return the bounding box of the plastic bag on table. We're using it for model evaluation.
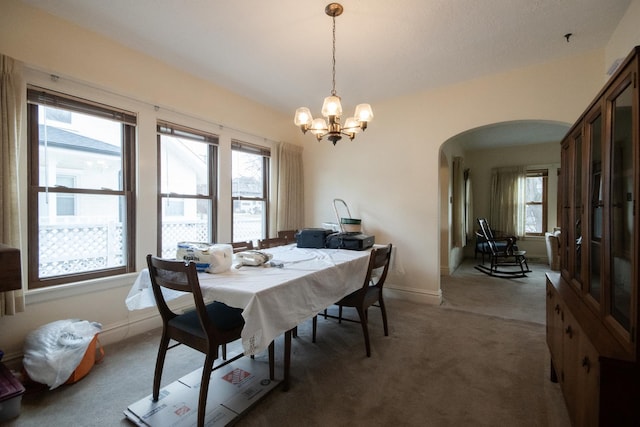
[22,319,102,390]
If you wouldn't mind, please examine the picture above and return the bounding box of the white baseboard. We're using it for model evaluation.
[385,286,442,305]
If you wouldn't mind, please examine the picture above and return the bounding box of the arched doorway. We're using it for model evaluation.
[439,120,570,275]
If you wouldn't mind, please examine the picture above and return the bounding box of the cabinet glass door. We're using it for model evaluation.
[587,113,602,302]
[560,143,571,275]
[573,134,582,284]
[609,81,634,332]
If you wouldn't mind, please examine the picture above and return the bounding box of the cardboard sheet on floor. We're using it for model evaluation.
[124,357,278,426]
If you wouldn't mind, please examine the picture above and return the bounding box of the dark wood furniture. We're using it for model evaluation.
[473,218,515,264]
[0,244,21,292]
[229,240,254,253]
[474,218,530,278]
[257,237,288,249]
[146,255,274,427]
[547,46,640,426]
[315,244,392,357]
[277,229,298,243]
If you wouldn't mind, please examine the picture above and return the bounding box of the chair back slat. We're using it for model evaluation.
[363,244,392,290]
[230,241,254,253]
[478,218,502,256]
[146,254,207,323]
[257,237,288,249]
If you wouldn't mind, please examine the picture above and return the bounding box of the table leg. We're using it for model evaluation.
[283,329,292,391]
[269,341,275,380]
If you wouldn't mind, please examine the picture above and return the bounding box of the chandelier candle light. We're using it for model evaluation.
[294,3,373,145]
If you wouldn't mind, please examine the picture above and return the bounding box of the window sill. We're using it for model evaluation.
[25,272,140,305]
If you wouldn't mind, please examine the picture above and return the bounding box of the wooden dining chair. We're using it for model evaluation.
[229,240,254,253]
[257,237,288,249]
[146,255,274,427]
[277,229,298,243]
[313,244,393,357]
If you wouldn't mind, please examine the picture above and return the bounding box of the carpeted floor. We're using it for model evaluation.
[7,259,571,426]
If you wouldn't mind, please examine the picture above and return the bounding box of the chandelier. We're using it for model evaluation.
[294,3,373,145]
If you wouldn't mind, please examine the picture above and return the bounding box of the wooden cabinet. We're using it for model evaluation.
[547,280,599,426]
[547,45,640,426]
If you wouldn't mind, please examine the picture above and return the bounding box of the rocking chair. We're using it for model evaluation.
[474,218,531,278]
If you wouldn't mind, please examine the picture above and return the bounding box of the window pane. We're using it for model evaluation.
[232,148,267,242]
[160,135,209,195]
[526,176,543,202]
[38,106,123,191]
[232,151,264,198]
[38,192,126,278]
[161,197,211,258]
[525,204,543,233]
[233,200,266,242]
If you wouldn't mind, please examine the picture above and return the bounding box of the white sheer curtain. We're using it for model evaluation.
[464,169,473,244]
[0,54,25,316]
[452,157,466,247]
[489,165,526,238]
[270,141,304,235]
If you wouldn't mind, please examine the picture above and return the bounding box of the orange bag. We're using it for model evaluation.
[65,335,105,384]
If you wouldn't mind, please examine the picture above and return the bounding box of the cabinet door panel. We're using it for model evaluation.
[608,77,634,334]
[546,283,563,374]
[587,109,603,304]
[575,334,600,427]
[562,309,580,423]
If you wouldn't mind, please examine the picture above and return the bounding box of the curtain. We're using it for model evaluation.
[271,141,304,235]
[464,169,473,244]
[489,165,526,238]
[451,157,465,247]
[0,54,25,316]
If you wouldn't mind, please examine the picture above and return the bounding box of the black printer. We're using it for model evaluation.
[296,228,334,248]
[326,233,375,250]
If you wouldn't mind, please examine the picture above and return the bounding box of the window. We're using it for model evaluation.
[55,175,76,216]
[157,122,218,258]
[232,141,270,242]
[525,169,548,236]
[27,87,136,289]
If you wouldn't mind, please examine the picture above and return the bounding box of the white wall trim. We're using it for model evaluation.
[385,286,442,305]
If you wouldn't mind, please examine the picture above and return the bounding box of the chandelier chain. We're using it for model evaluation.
[331,14,336,96]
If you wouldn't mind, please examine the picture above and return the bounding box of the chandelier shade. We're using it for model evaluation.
[294,3,373,145]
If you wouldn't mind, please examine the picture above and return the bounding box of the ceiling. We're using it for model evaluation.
[21,0,631,147]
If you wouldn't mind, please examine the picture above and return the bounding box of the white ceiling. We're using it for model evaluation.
[21,0,631,147]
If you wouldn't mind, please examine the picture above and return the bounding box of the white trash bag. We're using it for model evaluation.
[23,319,102,390]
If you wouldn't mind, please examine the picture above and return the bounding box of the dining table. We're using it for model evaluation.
[125,243,372,389]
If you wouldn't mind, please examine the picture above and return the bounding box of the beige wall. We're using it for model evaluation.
[303,50,605,304]
[1,0,639,362]
[606,0,640,75]
[0,0,301,361]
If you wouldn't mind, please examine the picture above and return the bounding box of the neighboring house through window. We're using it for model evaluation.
[55,174,76,216]
[157,121,218,258]
[525,169,548,236]
[27,87,136,289]
[232,141,270,242]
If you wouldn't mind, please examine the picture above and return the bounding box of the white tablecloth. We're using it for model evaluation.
[126,245,371,354]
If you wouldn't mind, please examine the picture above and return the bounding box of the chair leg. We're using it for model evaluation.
[312,315,317,343]
[379,296,389,336]
[338,305,343,323]
[356,306,371,357]
[222,343,227,360]
[197,354,216,427]
[283,329,292,392]
[153,333,170,401]
[268,341,275,380]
